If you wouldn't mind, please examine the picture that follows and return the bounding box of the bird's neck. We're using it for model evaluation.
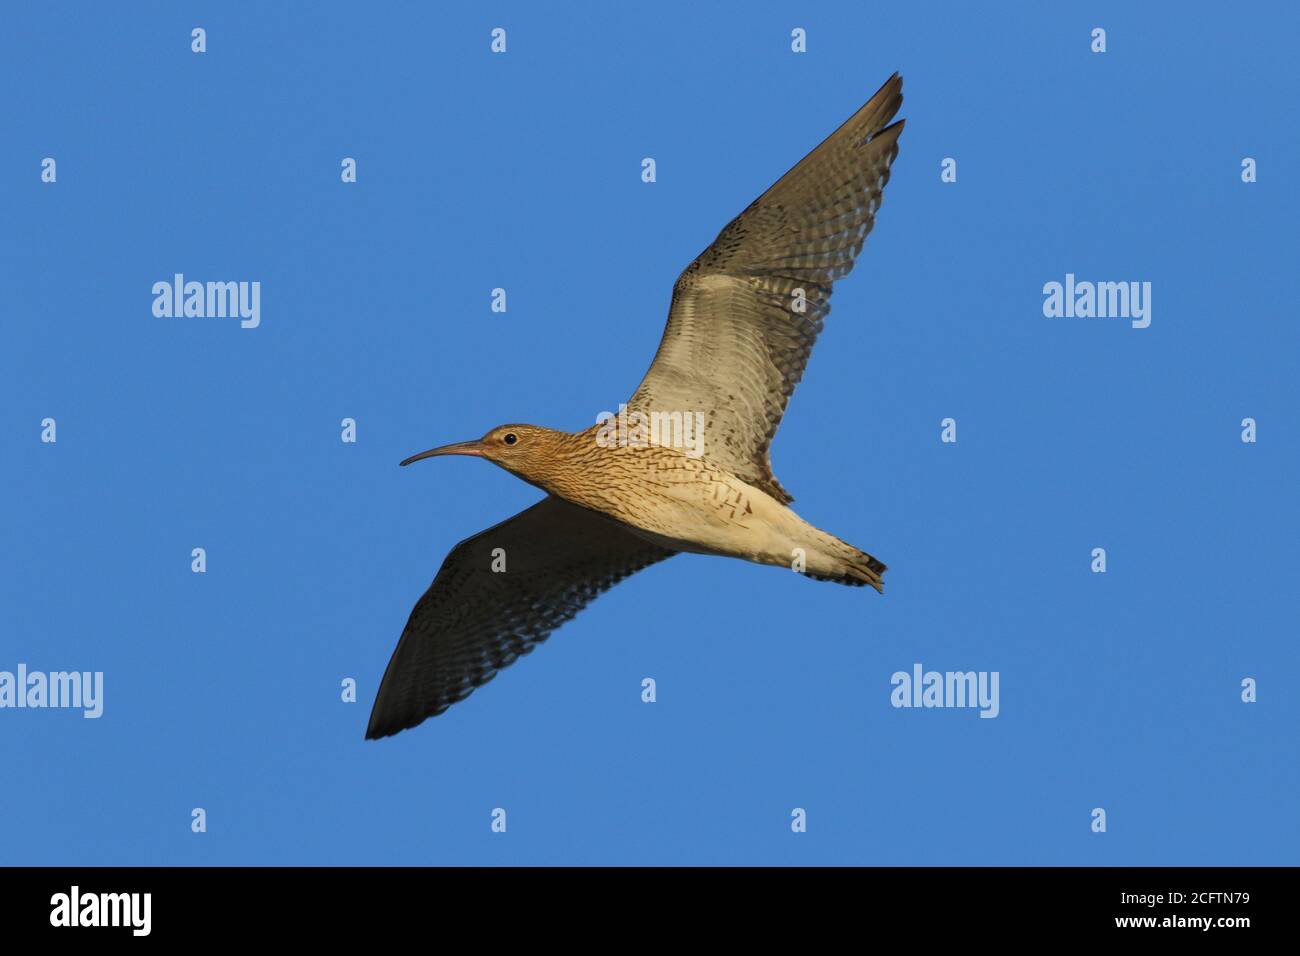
[517,426,627,509]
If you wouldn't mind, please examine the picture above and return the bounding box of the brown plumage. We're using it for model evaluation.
[367,74,905,739]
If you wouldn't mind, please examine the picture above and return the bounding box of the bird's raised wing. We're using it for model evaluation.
[626,74,905,504]
[366,496,674,739]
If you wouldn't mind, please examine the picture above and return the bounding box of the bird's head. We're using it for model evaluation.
[400,424,568,487]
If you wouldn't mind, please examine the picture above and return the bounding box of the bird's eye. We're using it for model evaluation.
[503,433,518,445]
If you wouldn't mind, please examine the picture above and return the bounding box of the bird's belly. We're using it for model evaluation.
[614,471,807,565]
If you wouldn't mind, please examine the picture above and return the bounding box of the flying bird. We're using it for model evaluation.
[367,73,905,739]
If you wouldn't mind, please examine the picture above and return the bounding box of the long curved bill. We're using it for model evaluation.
[400,440,486,467]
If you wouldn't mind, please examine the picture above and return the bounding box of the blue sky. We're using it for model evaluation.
[1,1,1296,865]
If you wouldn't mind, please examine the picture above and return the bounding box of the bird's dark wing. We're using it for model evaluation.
[626,73,904,504]
[366,495,675,739]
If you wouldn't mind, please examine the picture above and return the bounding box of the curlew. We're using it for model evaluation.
[367,74,906,739]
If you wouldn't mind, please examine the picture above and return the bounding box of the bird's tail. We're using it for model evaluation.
[808,540,887,593]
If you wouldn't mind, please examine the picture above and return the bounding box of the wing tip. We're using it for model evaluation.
[364,712,427,741]
[868,72,905,131]
[364,713,402,740]
[366,695,455,740]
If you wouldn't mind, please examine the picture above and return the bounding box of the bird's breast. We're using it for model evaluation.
[540,444,785,558]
